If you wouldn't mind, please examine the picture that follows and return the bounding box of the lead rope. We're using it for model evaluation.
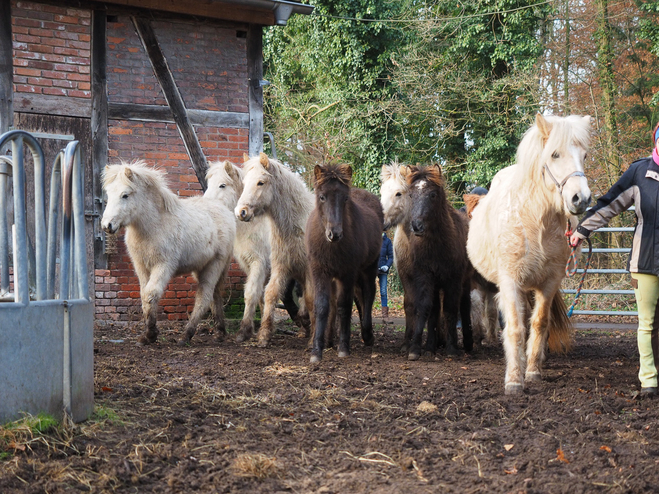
[565,221,593,317]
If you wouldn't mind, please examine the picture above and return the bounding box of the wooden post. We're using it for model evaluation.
[247,24,263,158]
[91,9,108,268]
[0,0,13,134]
[132,16,208,191]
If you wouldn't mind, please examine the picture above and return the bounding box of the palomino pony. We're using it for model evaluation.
[235,153,315,347]
[467,114,592,395]
[407,164,473,360]
[101,161,236,345]
[204,160,271,343]
[306,164,383,363]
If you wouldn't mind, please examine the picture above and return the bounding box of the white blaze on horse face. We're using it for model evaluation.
[557,144,591,215]
[235,167,271,222]
[380,176,410,228]
[101,180,134,234]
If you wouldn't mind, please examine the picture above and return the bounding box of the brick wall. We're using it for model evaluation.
[12,0,91,98]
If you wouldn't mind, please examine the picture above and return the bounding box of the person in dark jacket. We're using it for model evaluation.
[378,232,394,320]
[571,123,659,397]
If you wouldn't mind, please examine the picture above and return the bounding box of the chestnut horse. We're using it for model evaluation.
[306,164,384,363]
[407,164,473,360]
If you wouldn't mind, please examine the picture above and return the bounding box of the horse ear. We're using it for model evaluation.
[338,164,353,185]
[536,114,552,140]
[224,160,234,174]
[582,115,592,128]
[314,165,324,185]
[259,152,270,169]
[399,165,411,179]
[432,163,444,181]
[380,165,392,182]
[243,153,249,163]
[124,167,134,181]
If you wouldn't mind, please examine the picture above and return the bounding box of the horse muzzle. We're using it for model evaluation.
[236,206,254,222]
[411,220,425,236]
[102,222,118,234]
[325,228,343,243]
[567,192,591,215]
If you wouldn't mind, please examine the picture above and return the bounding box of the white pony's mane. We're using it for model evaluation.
[103,159,179,214]
[514,115,591,203]
[380,160,409,188]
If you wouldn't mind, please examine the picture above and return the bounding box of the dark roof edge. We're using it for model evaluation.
[227,0,314,25]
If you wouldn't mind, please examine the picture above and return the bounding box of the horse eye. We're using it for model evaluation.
[121,193,129,199]
[552,151,560,159]
[319,194,326,202]
[257,181,264,186]
[430,192,437,199]
[395,192,402,197]
[219,184,226,189]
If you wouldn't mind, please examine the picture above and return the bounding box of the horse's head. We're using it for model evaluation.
[101,161,157,234]
[534,114,592,215]
[235,152,276,222]
[313,164,352,243]
[408,164,446,237]
[205,160,243,211]
[380,162,411,230]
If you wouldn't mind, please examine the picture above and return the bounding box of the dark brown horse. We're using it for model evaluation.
[305,164,384,363]
[407,164,473,360]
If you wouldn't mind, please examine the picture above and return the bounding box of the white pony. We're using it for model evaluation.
[467,114,592,394]
[235,153,315,347]
[204,160,271,343]
[101,161,236,346]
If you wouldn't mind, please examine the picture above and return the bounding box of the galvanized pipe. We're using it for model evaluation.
[68,142,88,300]
[46,151,63,299]
[0,155,10,293]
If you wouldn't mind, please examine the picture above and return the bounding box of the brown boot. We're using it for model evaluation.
[381,306,389,320]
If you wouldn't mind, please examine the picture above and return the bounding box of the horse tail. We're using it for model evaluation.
[547,293,573,353]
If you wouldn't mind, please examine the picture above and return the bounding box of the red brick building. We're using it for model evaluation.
[0,0,313,325]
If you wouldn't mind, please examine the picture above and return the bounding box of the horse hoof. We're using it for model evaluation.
[310,355,322,364]
[408,352,420,361]
[362,336,375,347]
[400,344,409,354]
[505,383,524,395]
[137,336,151,346]
[297,330,308,339]
[338,350,349,358]
[525,371,542,382]
[235,332,248,343]
[177,338,190,347]
[257,339,270,348]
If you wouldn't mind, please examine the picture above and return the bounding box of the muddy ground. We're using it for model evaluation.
[2,314,659,493]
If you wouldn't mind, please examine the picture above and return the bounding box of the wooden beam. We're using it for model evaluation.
[132,16,209,191]
[0,0,13,134]
[92,0,275,25]
[108,103,249,128]
[91,9,109,269]
[247,24,263,158]
[14,93,91,119]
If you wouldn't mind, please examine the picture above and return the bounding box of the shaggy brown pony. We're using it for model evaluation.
[407,164,473,360]
[305,164,384,363]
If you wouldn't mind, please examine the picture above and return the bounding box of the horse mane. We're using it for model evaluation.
[515,115,591,201]
[380,160,411,187]
[407,165,445,188]
[103,160,179,214]
[314,164,352,188]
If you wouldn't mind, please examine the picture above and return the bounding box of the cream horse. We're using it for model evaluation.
[467,114,592,395]
[101,161,236,346]
[235,153,314,347]
[204,160,271,343]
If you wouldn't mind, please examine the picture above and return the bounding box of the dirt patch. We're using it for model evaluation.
[2,317,658,493]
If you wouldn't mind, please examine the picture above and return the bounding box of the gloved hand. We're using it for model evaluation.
[570,230,586,247]
[379,266,389,273]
